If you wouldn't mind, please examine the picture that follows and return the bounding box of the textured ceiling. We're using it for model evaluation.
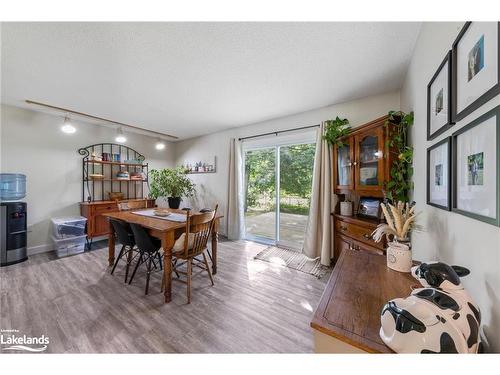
[1,22,421,140]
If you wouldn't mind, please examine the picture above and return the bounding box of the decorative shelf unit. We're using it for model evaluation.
[78,143,150,202]
[78,143,155,249]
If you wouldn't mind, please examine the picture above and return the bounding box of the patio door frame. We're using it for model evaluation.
[243,137,316,250]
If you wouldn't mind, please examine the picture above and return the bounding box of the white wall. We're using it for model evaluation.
[175,90,400,235]
[401,22,500,352]
[0,104,175,252]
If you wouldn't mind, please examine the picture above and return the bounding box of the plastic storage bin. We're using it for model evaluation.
[0,173,26,200]
[52,235,86,257]
[51,216,87,238]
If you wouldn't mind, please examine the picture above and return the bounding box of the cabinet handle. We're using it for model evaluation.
[340,225,348,231]
[352,161,358,166]
[363,234,372,240]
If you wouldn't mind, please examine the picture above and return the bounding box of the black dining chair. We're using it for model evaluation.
[110,219,137,283]
[128,223,163,295]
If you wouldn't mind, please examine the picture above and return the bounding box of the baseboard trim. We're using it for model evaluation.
[28,235,108,256]
[28,243,55,255]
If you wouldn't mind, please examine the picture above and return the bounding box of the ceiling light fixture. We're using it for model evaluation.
[155,139,166,150]
[115,127,127,143]
[26,100,178,139]
[61,116,76,134]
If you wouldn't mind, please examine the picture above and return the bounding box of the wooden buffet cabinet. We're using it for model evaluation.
[332,115,395,259]
[80,199,155,245]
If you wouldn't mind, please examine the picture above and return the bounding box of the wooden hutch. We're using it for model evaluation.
[78,143,155,248]
[332,115,395,260]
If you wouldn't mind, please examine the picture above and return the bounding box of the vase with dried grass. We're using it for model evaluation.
[372,201,421,272]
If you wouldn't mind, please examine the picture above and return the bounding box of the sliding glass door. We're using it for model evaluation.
[244,141,315,250]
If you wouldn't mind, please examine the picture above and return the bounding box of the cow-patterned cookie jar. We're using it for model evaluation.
[379,262,482,353]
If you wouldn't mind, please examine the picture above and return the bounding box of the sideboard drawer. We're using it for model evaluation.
[335,220,384,250]
[94,203,117,214]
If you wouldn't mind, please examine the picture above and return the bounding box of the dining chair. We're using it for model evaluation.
[165,205,218,304]
[128,223,163,295]
[110,219,137,283]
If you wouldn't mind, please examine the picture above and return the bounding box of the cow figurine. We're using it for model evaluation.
[379,262,482,353]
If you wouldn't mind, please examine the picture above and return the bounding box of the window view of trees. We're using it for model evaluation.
[244,143,316,215]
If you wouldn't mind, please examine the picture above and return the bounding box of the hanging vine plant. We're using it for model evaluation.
[384,110,414,203]
[322,117,351,147]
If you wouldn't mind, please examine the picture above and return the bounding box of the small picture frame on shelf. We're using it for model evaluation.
[452,22,500,122]
[427,51,454,140]
[452,105,500,226]
[357,197,382,220]
[427,137,452,211]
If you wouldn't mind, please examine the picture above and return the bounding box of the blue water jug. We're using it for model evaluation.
[0,173,27,200]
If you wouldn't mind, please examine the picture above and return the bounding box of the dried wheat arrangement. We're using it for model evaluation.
[372,201,420,243]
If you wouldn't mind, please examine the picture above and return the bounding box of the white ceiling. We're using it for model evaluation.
[1,22,421,140]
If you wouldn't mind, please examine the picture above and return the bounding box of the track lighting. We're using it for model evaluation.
[115,127,127,143]
[61,116,76,134]
[155,139,166,150]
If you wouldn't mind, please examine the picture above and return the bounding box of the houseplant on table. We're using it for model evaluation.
[149,167,196,209]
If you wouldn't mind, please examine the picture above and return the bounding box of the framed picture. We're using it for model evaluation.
[427,137,451,210]
[452,22,500,122]
[452,105,500,226]
[357,197,382,220]
[427,51,453,140]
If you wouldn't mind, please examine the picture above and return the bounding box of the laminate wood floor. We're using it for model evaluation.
[0,239,329,353]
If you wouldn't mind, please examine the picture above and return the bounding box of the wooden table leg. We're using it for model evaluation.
[211,221,219,275]
[161,231,175,303]
[108,220,115,267]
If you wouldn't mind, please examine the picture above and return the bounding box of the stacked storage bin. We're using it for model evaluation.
[51,216,87,257]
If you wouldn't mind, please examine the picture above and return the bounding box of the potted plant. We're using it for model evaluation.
[322,116,351,146]
[149,167,196,209]
[384,111,414,203]
[372,201,421,273]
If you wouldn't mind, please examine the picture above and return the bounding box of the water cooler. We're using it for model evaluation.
[0,174,28,266]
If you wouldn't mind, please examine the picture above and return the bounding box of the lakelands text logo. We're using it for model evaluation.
[0,329,49,352]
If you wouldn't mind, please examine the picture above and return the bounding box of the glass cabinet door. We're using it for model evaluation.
[355,128,384,190]
[336,142,352,188]
[335,137,354,189]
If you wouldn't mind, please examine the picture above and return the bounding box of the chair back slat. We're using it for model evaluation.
[181,205,218,257]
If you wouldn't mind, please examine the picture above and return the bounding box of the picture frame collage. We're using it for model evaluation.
[426,21,500,226]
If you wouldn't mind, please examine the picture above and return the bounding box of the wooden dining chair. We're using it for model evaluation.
[164,205,218,304]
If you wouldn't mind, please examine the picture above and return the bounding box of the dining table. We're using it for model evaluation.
[102,208,223,303]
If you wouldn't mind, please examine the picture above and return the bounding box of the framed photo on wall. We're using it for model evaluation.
[452,105,500,226]
[427,137,451,210]
[427,51,453,140]
[452,22,500,122]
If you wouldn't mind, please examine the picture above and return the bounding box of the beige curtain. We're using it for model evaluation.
[227,138,245,240]
[302,122,333,266]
